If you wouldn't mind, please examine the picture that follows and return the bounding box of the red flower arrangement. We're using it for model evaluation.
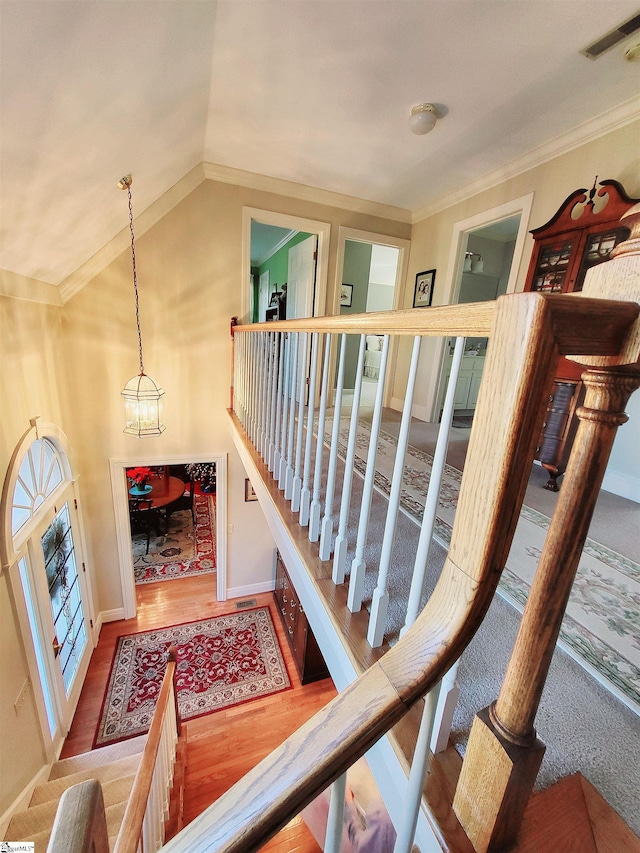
[127,466,152,486]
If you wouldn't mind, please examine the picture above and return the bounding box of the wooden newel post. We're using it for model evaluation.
[453,204,640,853]
[230,316,238,411]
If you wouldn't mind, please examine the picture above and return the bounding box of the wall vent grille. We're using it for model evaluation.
[580,12,640,59]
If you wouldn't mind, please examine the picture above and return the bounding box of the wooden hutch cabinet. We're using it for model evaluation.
[524,179,638,490]
[273,551,328,684]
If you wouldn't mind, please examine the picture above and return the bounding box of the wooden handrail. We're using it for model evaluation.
[233,294,635,352]
[113,647,179,853]
[163,291,638,853]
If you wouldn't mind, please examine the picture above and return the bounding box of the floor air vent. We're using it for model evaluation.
[235,598,257,610]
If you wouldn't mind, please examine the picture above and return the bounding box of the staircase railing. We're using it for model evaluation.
[164,252,637,851]
[48,647,181,853]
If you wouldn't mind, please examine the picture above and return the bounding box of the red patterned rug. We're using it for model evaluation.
[133,493,216,584]
[94,607,291,747]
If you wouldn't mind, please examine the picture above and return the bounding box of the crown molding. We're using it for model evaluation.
[0,269,62,306]
[203,161,412,224]
[412,97,640,224]
[58,163,206,304]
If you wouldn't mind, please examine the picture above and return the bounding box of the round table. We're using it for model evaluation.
[129,476,186,509]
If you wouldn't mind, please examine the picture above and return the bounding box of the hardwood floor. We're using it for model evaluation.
[62,574,336,851]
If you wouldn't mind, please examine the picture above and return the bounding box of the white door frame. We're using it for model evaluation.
[110,453,228,620]
[241,207,331,324]
[427,193,534,421]
[1,420,96,758]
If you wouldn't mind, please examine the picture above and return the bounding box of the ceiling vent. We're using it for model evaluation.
[580,12,640,59]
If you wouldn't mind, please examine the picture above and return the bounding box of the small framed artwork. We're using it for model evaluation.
[244,478,257,502]
[413,269,436,308]
[340,283,353,307]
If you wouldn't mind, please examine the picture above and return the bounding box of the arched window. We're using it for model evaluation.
[11,438,64,536]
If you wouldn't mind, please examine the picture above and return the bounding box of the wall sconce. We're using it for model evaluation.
[409,103,439,135]
[118,175,165,437]
[464,252,484,273]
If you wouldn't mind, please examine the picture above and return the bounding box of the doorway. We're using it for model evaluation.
[242,208,331,325]
[428,194,533,422]
[334,227,410,411]
[111,454,227,619]
[127,462,217,587]
[2,424,95,756]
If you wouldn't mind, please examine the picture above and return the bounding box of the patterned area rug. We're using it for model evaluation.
[133,493,216,584]
[94,607,290,747]
[339,420,640,711]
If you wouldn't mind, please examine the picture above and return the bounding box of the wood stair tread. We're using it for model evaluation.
[48,734,146,780]
[30,753,141,805]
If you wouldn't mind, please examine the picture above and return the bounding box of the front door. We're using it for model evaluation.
[30,489,92,731]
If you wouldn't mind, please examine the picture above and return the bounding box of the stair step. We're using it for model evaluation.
[9,797,128,850]
[9,775,135,837]
[49,735,146,780]
[31,754,141,805]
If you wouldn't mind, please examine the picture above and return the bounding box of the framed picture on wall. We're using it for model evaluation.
[244,478,257,502]
[413,269,436,308]
[340,283,353,307]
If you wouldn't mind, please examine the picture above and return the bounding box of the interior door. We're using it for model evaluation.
[287,234,317,319]
[30,489,92,731]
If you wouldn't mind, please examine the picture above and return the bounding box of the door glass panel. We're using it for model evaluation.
[41,504,87,695]
[18,556,57,736]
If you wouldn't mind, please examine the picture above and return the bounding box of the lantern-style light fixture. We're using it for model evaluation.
[118,175,165,437]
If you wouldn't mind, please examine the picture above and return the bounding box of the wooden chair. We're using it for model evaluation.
[129,498,163,554]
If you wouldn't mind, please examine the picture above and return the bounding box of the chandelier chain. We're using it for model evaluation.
[126,184,145,376]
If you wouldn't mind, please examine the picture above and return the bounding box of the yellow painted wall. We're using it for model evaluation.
[0,296,66,812]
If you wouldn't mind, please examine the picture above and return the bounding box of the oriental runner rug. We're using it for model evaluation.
[133,493,216,584]
[94,607,290,747]
[337,420,640,712]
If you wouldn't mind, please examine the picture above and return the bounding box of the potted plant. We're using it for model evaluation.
[127,466,153,496]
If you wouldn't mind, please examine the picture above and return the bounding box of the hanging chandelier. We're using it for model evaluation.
[118,175,165,437]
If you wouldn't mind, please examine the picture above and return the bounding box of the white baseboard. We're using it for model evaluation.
[0,763,51,838]
[98,607,126,626]
[226,580,275,600]
[601,469,640,504]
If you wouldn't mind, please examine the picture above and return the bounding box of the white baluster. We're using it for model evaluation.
[347,335,390,611]
[250,333,259,443]
[324,773,347,853]
[278,333,292,489]
[367,336,422,648]
[319,334,347,561]
[300,333,319,526]
[292,332,309,512]
[430,660,461,754]
[262,331,273,460]
[271,333,285,473]
[260,333,270,458]
[393,684,442,853]
[402,336,466,635]
[309,333,332,542]
[284,332,299,500]
[333,335,366,584]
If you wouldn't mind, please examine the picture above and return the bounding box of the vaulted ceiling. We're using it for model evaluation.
[1,0,639,293]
